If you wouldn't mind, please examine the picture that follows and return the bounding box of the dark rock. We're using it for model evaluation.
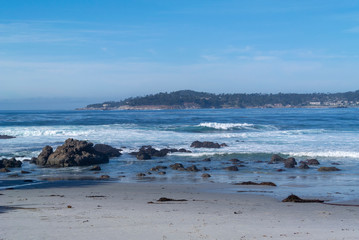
[157,197,187,202]
[299,163,309,169]
[22,159,31,162]
[136,152,151,160]
[331,162,340,165]
[225,166,239,171]
[30,157,37,164]
[186,165,199,172]
[158,171,166,175]
[305,159,320,165]
[90,165,101,171]
[229,158,242,164]
[0,135,16,139]
[21,170,31,174]
[220,143,228,147]
[202,158,211,162]
[178,148,192,153]
[36,145,53,165]
[276,169,284,172]
[190,141,221,148]
[93,144,121,158]
[284,157,297,168]
[137,173,146,177]
[170,163,184,170]
[269,154,286,164]
[282,194,324,203]
[318,167,341,172]
[0,157,22,168]
[201,173,211,178]
[0,168,10,172]
[100,175,110,179]
[235,181,277,187]
[36,138,109,167]
[202,167,210,171]
[150,165,167,171]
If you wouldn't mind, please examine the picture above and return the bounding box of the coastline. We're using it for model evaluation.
[1,181,358,240]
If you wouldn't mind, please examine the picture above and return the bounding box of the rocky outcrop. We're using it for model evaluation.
[93,144,121,158]
[190,141,227,148]
[225,166,239,171]
[318,167,340,172]
[0,135,16,139]
[282,194,324,203]
[269,154,286,164]
[234,181,277,187]
[34,138,109,167]
[302,159,320,165]
[0,157,22,168]
[132,146,191,160]
[284,157,297,168]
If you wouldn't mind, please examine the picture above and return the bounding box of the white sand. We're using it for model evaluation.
[1,182,358,240]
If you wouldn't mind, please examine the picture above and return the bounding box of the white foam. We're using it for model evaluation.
[285,151,359,159]
[198,122,255,130]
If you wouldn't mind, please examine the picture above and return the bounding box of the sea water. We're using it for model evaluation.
[0,108,358,202]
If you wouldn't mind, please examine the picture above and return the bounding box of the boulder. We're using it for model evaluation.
[36,138,109,167]
[0,157,22,168]
[0,168,10,172]
[0,135,16,139]
[90,165,101,171]
[201,173,211,178]
[299,163,309,169]
[190,141,222,148]
[36,146,53,165]
[186,165,199,172]
[170,163,184,170]
[269,154,286,164]
[93,144,121,158]
[284,157,297,168]
[225,166,239,171]
[305,159,320,165]
[136,152,151,160]
[318,167,340,172]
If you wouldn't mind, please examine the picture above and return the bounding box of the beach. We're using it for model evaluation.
[1,181,358,240]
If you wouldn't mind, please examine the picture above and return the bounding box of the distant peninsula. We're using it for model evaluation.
[78,90,359,110]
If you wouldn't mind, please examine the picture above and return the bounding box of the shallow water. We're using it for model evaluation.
[1,108,358,202]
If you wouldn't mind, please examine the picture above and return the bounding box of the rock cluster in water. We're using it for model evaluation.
[190,141,227,148]
[0,157,22,172]
[32,138,120,167]
[131,145,191,160]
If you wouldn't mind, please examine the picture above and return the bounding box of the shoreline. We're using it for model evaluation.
[1,181,358,239]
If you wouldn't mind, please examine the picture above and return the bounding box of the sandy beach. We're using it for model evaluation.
[1,181,358,240]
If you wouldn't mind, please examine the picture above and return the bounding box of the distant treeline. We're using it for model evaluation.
[84,90,359,109]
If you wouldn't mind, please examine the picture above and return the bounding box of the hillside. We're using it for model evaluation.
[79,90,359,110]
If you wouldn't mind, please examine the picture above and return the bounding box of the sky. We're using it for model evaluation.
[0,0,359,109]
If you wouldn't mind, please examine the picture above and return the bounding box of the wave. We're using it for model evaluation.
[285,151,359,159]
[192,122,277,132]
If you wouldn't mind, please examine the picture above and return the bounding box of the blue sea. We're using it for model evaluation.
[1,108,359,202]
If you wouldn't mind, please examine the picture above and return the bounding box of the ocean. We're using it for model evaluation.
[1,108,358,202]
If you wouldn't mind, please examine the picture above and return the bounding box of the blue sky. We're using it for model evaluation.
[0,0,359,109]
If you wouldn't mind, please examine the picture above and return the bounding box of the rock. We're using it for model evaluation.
[284,157,297,168]
[282,194,324,203]
[150,165,167,171]
[331,162,340,165]
[235,181,277,187]
[100,175,110,179]
[90,165,101,171]
[93,144,121,158]
[220,143,228,147]
[21,170,31,174]
[158,171,166,175]
[276,169,284,172]
[202,158,211,162]
[299,163,309,169]
[137,173,146,177]
[0,135,15,139]
[0,157,22,168]
[178,148,192,153]
[201,173,211,178]
[318,167,341,172]
[225,166,239,171]
[269,154,286,164]
[305,159,320,165]
[36,146,53,165]
[36,138,109,167]
[186,165,199,172]
[30,157,37,164]
[170,163,184,170]
[202,167,210,171]
[229,158,241,164]
[0,168,10,172]
[156,197,187,202]
[190,141,222,148]
[136,152,151,160]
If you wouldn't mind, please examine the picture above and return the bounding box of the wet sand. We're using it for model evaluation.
[1,181,358,240]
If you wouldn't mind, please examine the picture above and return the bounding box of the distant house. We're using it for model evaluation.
[309,102,321,106]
